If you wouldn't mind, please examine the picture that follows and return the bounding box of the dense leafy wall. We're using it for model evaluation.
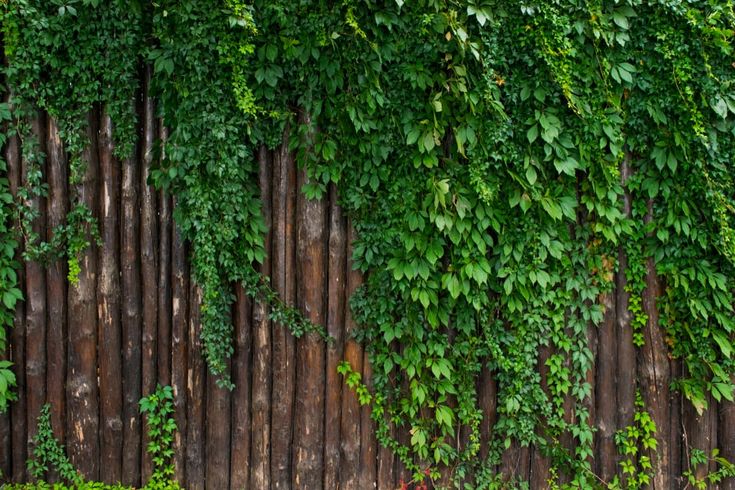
[1,0,735,488]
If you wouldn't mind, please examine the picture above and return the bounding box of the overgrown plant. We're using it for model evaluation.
[139,385,180,490]
[26,404,83,486]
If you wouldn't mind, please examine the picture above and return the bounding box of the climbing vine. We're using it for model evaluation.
[0,0,734,487]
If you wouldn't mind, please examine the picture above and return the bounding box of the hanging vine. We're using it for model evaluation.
[0,0,734,488]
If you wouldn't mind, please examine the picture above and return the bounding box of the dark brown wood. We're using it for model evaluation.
[616,154,636,473]
[359,349,378,489]
[170,205,188,483]
[66,110,100,481]
[45,117,67,449]
[271,137,297,490]
[595,291,617,482]
[720,399,735,490]
[233,145,269,489]
[157,128,172,390]
[230,285,252,490]
[683,384,717,483]
[185,284,205,490]
[324,184,346,490]
[668,358,682,488]
[7,118,27,482]
[97,111,123,483]
[140,69,159,484]
[293,165,327,489]
[24,113,47,467]
[205,369,231,490]
[529,343,550,488]
[340,228,364,489]
[639,247,671,489]
[121,106,142,486]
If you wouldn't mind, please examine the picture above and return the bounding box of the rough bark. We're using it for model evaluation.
[230,285,252,489]
[250,146,272,490]
[359,349,377,489]
[595,291,617,482]
[324,184,346,490]
[185,284,205,490]
[66,110,100,480]
[140,67,159,483]
[720,398,735,490]
[639,246,671,490]
[7,114,27,482]
[121,106,142,487]
[293,166,327,489]
[205,369,231,490]
[24,113,47,464]
[97,111,123,483]
[45,117,67,452]
[170,209,188,483]
[340,228,364,489]
[616,154,636,468]
[271,136,297,490]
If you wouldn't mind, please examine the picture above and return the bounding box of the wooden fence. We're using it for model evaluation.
[1,73,735,490]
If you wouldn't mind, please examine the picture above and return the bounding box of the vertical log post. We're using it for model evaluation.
[24,113,47,467]
[324,184,346,489]
[250,146,272,490]
[616,154,636,480]
[340,227,364,489]
[271,137,297,490]
[185,284,205,490]
[230,285,253,489]
[639,240,671,490]
[170,202,188,483]
[66,110,100,480]
[45,117,67,452]
[6,106,26,482]
[121,105,142,487]
[97,111,123,483]
[293,162,327,488]
[140,67,159,483]
[595,292,617,481]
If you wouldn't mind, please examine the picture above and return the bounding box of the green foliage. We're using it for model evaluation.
[139,385,181,490]
[683,447,735,489]
[243,0,735,486]
[609,394,657,490]
[1,0,735,486]
[0,98,19,412]
[26,404,83,486]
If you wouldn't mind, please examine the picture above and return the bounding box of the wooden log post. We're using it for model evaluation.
[230,284,253,489]
[616,154,636,477]
[97,111,123,483]
[595,292,618,482]
[185,284,205,490]
[121,104,142,487]
[66,110,100,480]
[205,369,231,490]
[24,113,47,468]
[359,350,377,489]
[242,146,273,488]
[45,117,68,453]
[293,163,327,488]
[339,227,364,489]
[529,344,549,487]
[170,200,188,483]
[639,246,671,490]
[271,137,297,490]
[6,108,27,482]
[720,399,735,489]
[140,68,160,483]
[324,184,346,490]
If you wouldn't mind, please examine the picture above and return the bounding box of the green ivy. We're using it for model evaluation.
[1,0,735,486]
